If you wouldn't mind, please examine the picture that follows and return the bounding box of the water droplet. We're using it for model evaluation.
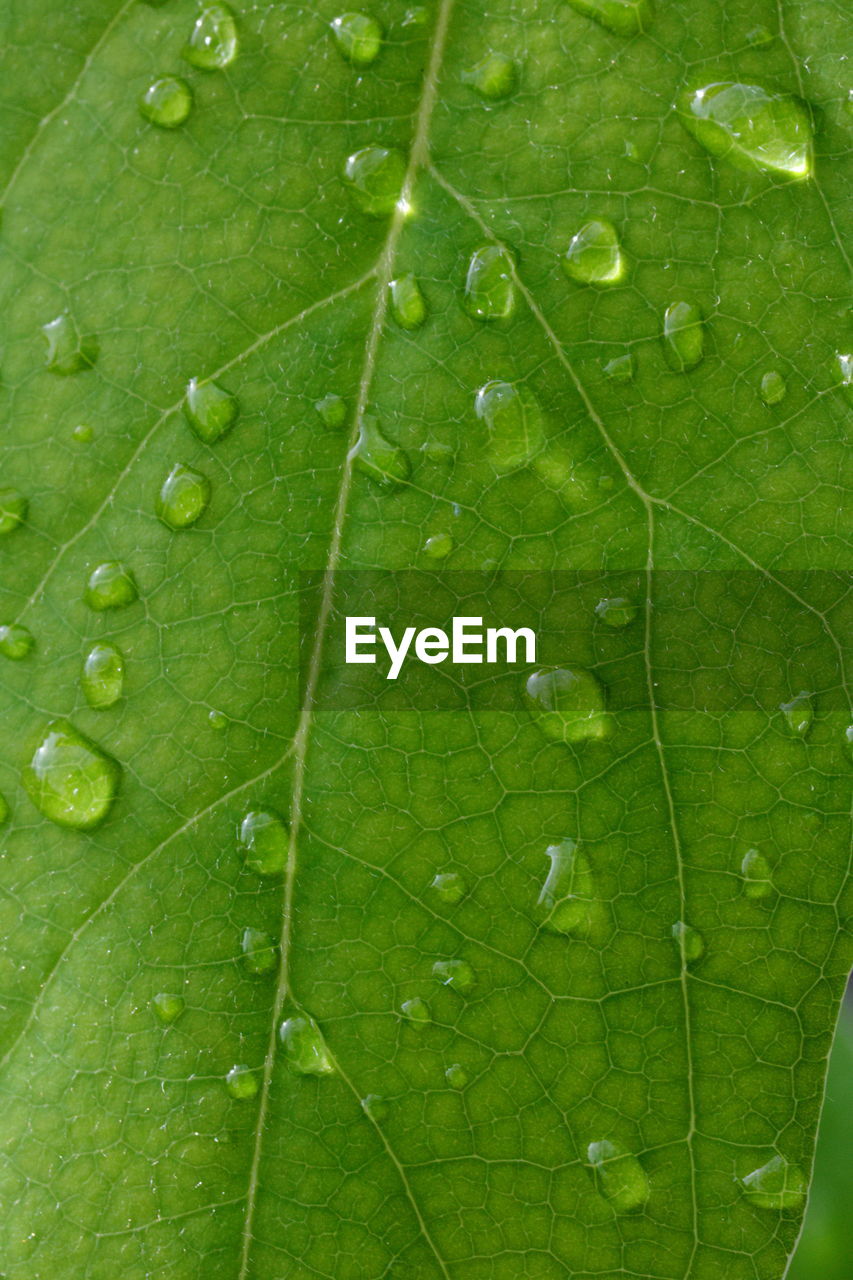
[464,244,516,321]
[430,871,467,904]
[23,721,121,830]
[42,314,98,375]
[330,13,383,65]
[845,724,853,757]
[400,997,431,1027]
[360,1093,389,1121]
[0,489,27,536]
[662,301,704,372]
[183,2,238,70]
[208,709,227,730]
[671,920,704,963]
[388,273,427,330]
[315,393,347,428]
[156,463,211,530]
[402,6,428,25]
[184,378,238,444]
[240,927,278,975]
[833,352,853,403]
[72,423,93,444]
[225,1064,258,1100]
[239,809,288,876]
[594,597,637,628]
[423,532,453,560]
[152,992,185,1024]
[445,1063,468,1089]
[432,958,475,993]
[279,1014,335,1076]
[565,0,653,35]
[537,838,603,937]
[0,624,34,661]
[678,82,813,179]
[342,146,406,217]
[562,220,624,285]
[760,370,787,405]
[780,691,813,738]
[745,24,774,48]
[741,849,774,900]
[81,643,125,709]
[474,380,545,472]
[525,666,613,744]
[587,1139,650,1212]
[739,1155,806,1210]
[603,352,634,381]
[351,415,410,485]
[461,52,518,101]
[139,76,193,128]
[84,562,138,611]
[0,793,8,824]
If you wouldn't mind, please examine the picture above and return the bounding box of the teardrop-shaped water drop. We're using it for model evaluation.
[474,380,545,472]
[678,82,813,179]
[42,314,98,375]
[360,1093,389,1121]
[400,996,431,1027]
[152,992,185,1024]
[432,958,476,994]
[537,837,603,937]
[464,245,516,321]
[139,76,193,128]
[563,219,624,284]
[183,3,238,70]
[0,488,27,536]
[342,146,406,217]
[594,597,637,628]
[388,274,427,330]
[225,1064,258,1100]
[23,721,121,830]
[84,562,138,611]
[759,370,786,405]
[0,624,34,661]
[239,809,289,876]
[671,919,704,963]
[461,52,518,101]
[525,666,613,743]
[279,1014,336,1076]
[741,849,774,900]
[739,1155,806,1210]
[603,352,634,381]
[780,690,813,738]
[315,393,347,428]
[82,643,125,709]
[445,1063,469,1089]
[156,463,211,529]
[662,301,704,372]
[565,0,653,36]
[351,415,410,486]
[240,926,278,975]
[430,871,467,904]
[184,378,238,444]
[330,13,383,65]
[587,1139,650,1212]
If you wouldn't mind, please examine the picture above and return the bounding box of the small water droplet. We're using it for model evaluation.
[562,219,624,285]
[662,301,704,372]
[279,1014,335,1075]
[152,992,185,1024]
[315,393,347,428]
[0,624,34,661]
[430,871,467,904]
[240,927,278,975]
[833,352,853,403]
[72,423,93,444]
[330,13,383,65]
[388,273,427,329]
[671,920,704,963]
[156,463,211,529]
[139,76,193,128]
[360,1093,389,1121]
[603,352,634,381]
[594,596,637,627]
[351,415,410,485]
[42,314,98,375]
[402,6,428,26]
[432,958,475,993]
[81,643,125,709]
[745,24,774,48]
[587,1139,650,1212]
[474,380,545,472]
[464,244,516,321]
[525,666,613,744]
[225,1064,258,1100]
[780,690,813,738]
[739,1155,806,1210]
[741,849,774,900]
[760,370,787,405]
[423,532,453,560]
[208,709,228,730]
[342,146,406,216]
[678,82,813,179]
[0,488,27,536]
[566,0,653,34]
[537,838,603,937]
[23,721,121,830]
[0,793,9,824]
[239,809,288,876]
[400,997,431,1026]
[84,562,138,611]
[445,1063,468,1089]
[461,52,518,101]
[183,2,238,70]
[184,378,238,444]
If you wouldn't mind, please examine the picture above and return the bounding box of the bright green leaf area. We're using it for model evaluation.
[0,1,850,1277]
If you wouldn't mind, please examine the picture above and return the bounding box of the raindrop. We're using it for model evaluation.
[330,13,383,66]
[240,927,278,975]
[183,3,239,70]
[587,1139,650,1212]
[239,809,289,876]
[474,380,545,472]
[184,377,238,444]
[662,301,704,372]
[745,25,774,48]
[464,244,516,321]
[400,996,431,1026]
[834,352,852,403]
[23,721,121,830]
[388,274,427,330]
[139,76,193,128]
[671,920,704,963]
[208,709,228,730]
[342,146,406,217]
[351,415,410,485]
[402,6,428,25]
[156,463,211,529]
[677,82,813,179]
[0,624,34,661]
[779,691,813,738]
[315,393,347,428]
[445,1063,468,1089]
[0,488,27,536]
[594,596,637,627]
[42,314,98,375]
[423,533,453,560]
[537,837,603,937]
[225,1064,258,1100]
[741,849,773,900]
[360,1093,389,1121]
[72,423,93,444]
[525,666,613,743]
[562,219,624,284]
[739,1155,806,1210]
[603,352,634,381]
[432,958,475,994]
[84,562,138,611]
[461,52,518,101]
[430,871,467,904]
[81,643,125,709]
[152,992,185,1024]
[759,370,787,405]
[279,1014,336,1076]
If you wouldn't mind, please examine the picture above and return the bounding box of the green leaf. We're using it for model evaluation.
[0,2,849,1277]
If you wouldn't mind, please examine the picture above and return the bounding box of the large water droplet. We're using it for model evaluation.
[400,996,431,1027]
[587,1139,650,1212]
[0,624,35,661]
[464,245,516,321]
[279,1014,336,1076]
[780,691,813,738]
[315,393,347,428]
[330,13,383,65]
[678,82,813,179]
[663,301,704,372]
[239,809,289,876]
[156,463,211,529]
[184,378,238,444]
[351,415,410,485]
[461,52,518,101]
[432,958,476,993]
[342,146,406,217]
[240,926,278,975]
[445,1063,468,1089]
[562,220,624,284]
[183,3,238,70]
[388,274,427,330]
[225,1064,258,1100]
[139,76,193,128]
[42,314,98,375]
[671,920,704,963]
[23,721,121,830]
[84,562,138,611]
[739,1156,806,1210]
[0,488,27,536]
[361,1093,389,1121]
[525,666,613,743]
[537,838,603,937]
[594,596,637,628]
[760,370,787,405]
[82,643,125,709]
[430,871,467,904]
[741,849,774,901]
[152,992,185,1024]
[474,380,545,472]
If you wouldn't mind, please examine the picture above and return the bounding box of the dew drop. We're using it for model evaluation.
[678,82,813,179]
[23,721,121,830]
[330,13,383,66]
[760,370,787,405]
[833,352,853,403]
[671,919,704,963]
[42,314,98,375]
[430,871,467,904]
[562,219,624,285]
[537,838,603,937]
[208,709,228,730]
[565,0,653,35]
[82,643,125,709]
[388,273,427,330]
[587,1139,650,1212]
[739,1155,806,1210]
[139,76,193,128]
[315,393,347,428]
[461,52,518,101]
[152,992,185,1024]
[474,380,545,472]
[240,927,278,975]
[0,624,34,661]
[594,596,637,628]
[432,958,476,993]
[72,423,93,444]
[342,146,406,217]
[183,2,238,70]
[445,1063,468,1089]
[239,809,289,876]
[351,415,410,486]
[361,1093,389,1121]
[225,1064,258,1100]
[525,666,613,744]
[423,532,453,560]
[741,848,774,900]
[603,352,634,381]
[84,562,138,611]
[780,690,814,738]
[184,377,238,444]
[745,25,774,49]
[662,301,704,372]
[402,5,428,25]
[464,244,516,321]
[156,463,211,529]
[279,1014,335,1076]
[0,488,28,536]
[400,996,431,1026]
